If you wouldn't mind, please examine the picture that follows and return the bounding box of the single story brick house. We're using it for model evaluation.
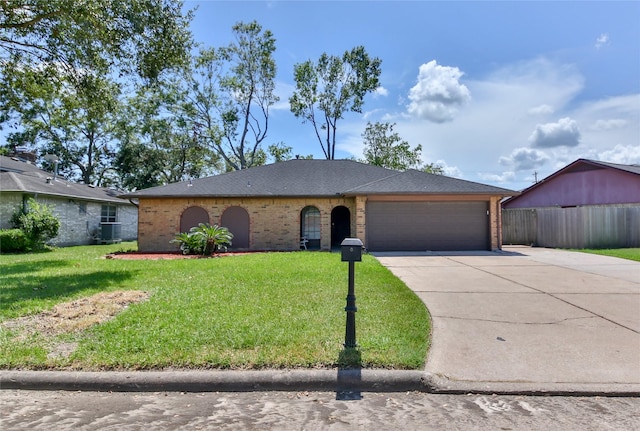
[0,155,137,246]
[124,159,517,252]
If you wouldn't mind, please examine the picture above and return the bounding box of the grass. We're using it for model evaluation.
[0,242,430,370]
[576,248,640,262]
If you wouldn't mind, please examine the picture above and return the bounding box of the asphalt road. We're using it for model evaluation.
[2,390,639,430]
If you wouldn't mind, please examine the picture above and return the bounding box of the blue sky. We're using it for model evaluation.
[186,1,640,190]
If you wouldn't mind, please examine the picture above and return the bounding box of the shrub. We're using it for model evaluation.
[0,229,30,253]
[11,198,60,249]
[171,223,234,255]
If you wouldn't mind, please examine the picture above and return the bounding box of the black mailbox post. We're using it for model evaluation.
[341,238,363,348]
[341,238,362,262]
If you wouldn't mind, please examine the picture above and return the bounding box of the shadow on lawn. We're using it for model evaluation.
[336,347,363,401]
[0,268,139,315]
[0,259,74,277]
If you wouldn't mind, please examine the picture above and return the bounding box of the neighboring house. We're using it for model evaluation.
[0,155,137,246]
[502,159,640,248]
[123,159,517,253]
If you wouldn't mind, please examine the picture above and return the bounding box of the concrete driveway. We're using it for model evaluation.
[374,246,640,392]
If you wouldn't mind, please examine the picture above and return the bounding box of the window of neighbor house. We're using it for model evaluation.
[79,202,87,215]
[101,204,117,223]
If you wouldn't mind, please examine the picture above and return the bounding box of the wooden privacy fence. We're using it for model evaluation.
[502,206,640,249]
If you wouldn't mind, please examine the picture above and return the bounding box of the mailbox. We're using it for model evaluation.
[341,238,363,262]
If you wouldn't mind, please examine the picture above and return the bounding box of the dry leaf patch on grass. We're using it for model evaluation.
[2,290,150,340]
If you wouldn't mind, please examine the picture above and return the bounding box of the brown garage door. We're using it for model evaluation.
[366,201,489,251]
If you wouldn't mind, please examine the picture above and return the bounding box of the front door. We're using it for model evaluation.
[331,206,351,249]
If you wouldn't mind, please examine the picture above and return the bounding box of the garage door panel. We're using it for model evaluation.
[367,201,489,251]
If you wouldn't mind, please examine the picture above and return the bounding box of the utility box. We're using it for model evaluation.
[341,238,363,262]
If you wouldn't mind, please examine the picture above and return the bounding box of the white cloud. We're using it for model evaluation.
[433,159,463,178]
[595,33,610,49]
[342,58,637,192]
[373,86,389,97]
[528,117,581,148]
[591,119,628,131]
[528,104,554,116]
[499,147,550,170]
[407,60,471,123]
[479,171,516,184]
[596,144,640,165]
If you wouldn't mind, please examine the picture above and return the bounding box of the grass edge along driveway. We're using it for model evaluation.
[0,243,430,370]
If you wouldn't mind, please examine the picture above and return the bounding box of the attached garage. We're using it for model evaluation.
[366,200,490,251]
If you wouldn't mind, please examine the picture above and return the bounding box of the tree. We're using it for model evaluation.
[0,0,195,184]
[1,68,122,185]
[361,122,422,171]
[0,0,194,82]
[114,83,222,190]
[290,46,382,160]
[423,162,445,175]
[187,21,278,170]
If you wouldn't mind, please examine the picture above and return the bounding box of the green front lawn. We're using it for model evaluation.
[576,248,640,262]
[0,243,430,370]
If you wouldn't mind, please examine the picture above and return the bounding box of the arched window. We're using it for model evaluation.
[221,206,250,249]
[180,206,209,233]
[301,206,321,250]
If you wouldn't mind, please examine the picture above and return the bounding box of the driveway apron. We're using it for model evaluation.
[374,246,640,386]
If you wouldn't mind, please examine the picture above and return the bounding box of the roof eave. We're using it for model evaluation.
[2,188,131,204]
[343,191,520,197]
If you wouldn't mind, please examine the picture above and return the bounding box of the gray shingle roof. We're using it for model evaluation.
[123,159,517,198]
[0,156,130,204]
[586,159,640,175]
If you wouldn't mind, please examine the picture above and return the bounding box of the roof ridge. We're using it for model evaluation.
[583,158,640,174]
[344,169,405,193]
[7,171,26,191]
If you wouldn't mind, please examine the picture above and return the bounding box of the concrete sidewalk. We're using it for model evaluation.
[374,246,640,395]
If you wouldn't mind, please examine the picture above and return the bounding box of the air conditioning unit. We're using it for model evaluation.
[99,222,122,243]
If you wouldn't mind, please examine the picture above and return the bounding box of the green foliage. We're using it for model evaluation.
[267,142,293,162]
[1,70,122,185]
[171,223,234,255]
[423,162,445,175]
[577,248,640,262]
[114,83,222,190]
[11,199,60,249]
[361,121,422,170]
[0,1,195,185]
[0,229,30,253]
[0,0,194,81]
[290,46,382,159]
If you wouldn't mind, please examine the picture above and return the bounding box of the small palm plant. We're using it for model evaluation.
[171,223,234,256]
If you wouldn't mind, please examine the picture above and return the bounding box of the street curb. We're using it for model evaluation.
[0,370,432,393]
[426,375,640,397]
[2,370,639,396]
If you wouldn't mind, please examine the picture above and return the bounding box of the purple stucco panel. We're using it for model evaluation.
[504,168,640,208]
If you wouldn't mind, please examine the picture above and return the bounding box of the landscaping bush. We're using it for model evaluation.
[11,198,60,249]
[0,229,30,253]
[171,223,234,255]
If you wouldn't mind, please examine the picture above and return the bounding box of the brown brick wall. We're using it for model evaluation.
[137,197,358,252]
[137,194,505,252]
